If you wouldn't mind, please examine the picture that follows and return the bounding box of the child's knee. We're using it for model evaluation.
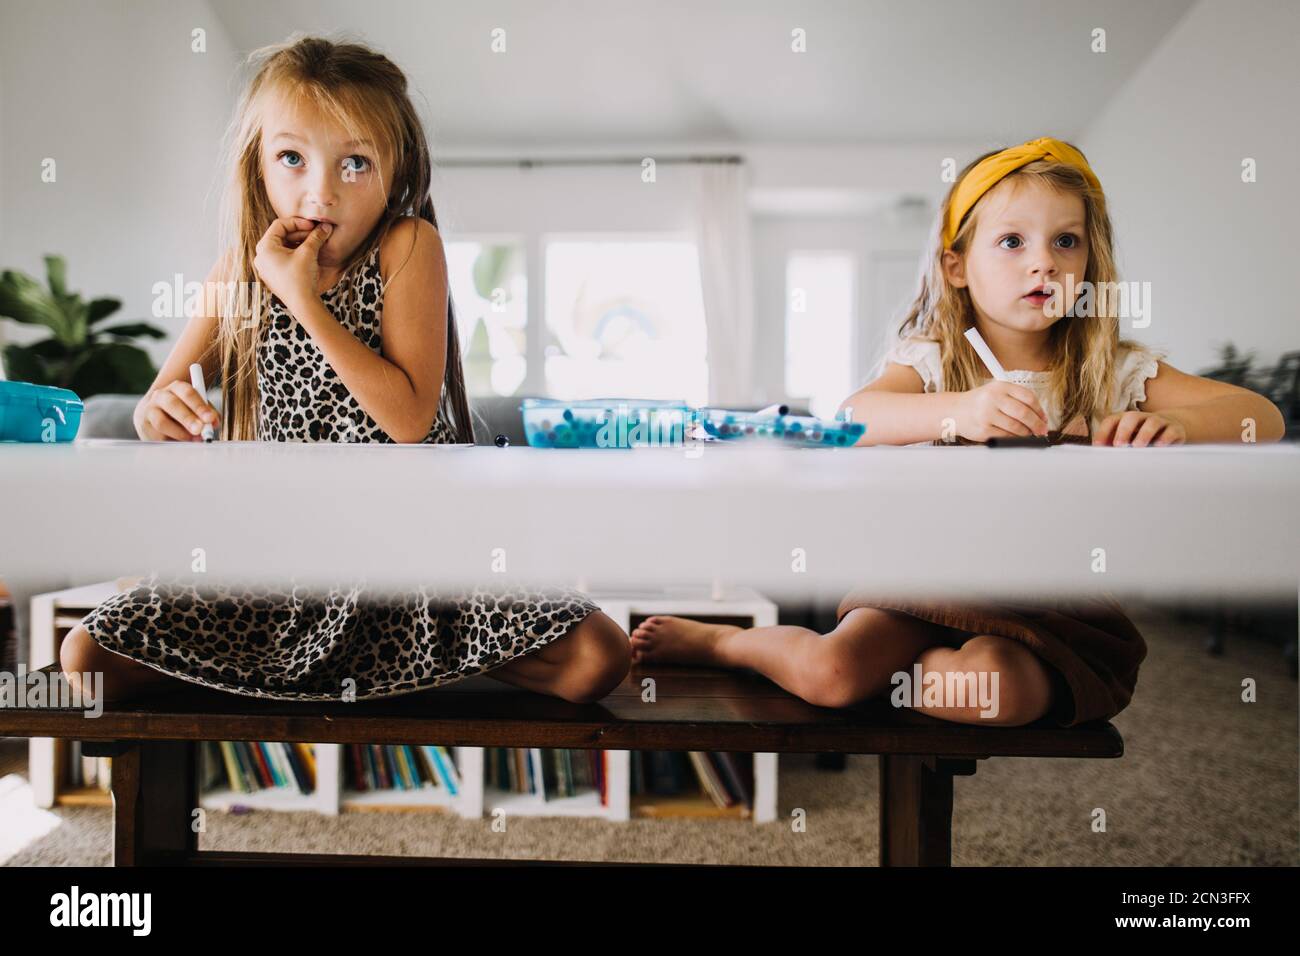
[59,624,98,687]
[800,608,923,708]
[557,613,631,703]
[955,636,1053,725]
[800,642,883,709]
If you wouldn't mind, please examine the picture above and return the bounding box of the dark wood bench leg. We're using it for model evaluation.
[89,740,199,866]
[878,755,978,866]
[814,753,847,771]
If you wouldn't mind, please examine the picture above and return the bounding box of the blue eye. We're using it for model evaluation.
[274,150,370,175]
[999,235,1022,250]
[1056,233,1080,249]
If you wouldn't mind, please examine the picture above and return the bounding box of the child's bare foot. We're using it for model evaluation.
[629,616,743,666]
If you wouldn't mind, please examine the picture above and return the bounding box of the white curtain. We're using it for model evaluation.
[693,161,756,407]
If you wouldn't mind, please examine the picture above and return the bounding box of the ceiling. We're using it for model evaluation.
[210,0,1195,149]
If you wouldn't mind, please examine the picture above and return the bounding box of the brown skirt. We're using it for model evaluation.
[835,591,1148,727]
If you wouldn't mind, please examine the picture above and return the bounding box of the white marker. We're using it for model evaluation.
[965,326,1054,436]
[754,403,789,417]
[963,327,1008,381]
[189,363,216,442]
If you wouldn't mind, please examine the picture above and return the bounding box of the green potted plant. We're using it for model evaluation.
[0,254,164,398]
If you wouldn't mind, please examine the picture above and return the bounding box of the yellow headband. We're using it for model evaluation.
[943,137,1102,248]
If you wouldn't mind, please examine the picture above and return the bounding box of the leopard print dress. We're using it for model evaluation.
[81,244,604,701]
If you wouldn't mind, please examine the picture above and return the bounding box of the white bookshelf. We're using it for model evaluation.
[486,787,607,817]
[27,580,123,809]
[201,782,330,814]
[28,582,779,824]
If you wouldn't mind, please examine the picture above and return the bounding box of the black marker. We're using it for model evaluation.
[987,435,1051,448]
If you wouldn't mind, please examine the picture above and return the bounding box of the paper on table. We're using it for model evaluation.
[1053,441,1299,453]
[72,438,245,445]
[72,438,478,447]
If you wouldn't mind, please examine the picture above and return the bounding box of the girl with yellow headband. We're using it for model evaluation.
[845,136,1284,446]
[631,138,1285,730]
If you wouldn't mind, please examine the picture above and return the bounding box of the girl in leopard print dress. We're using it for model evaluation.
[62,37,630,705]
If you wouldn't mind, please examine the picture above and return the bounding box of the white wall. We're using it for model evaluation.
[0,0,240,373]
[1080,0,1299,373]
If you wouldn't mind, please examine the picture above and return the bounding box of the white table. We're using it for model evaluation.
[2,439,1298,603]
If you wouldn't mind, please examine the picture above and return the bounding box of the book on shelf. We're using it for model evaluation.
[343,744,460,795]
[484,748,607,804]
[201,741,316,795]
[630,751,753,809]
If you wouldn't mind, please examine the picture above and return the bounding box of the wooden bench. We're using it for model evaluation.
[1,662,1123,866]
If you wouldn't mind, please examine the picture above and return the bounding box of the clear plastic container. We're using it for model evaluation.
[695,407,864,446]
[521,398,691,449]
[0,381,84,442]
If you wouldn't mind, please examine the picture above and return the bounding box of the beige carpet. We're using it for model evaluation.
[3,605,1296,866]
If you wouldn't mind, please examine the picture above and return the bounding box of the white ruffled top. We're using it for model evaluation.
[883,335,1167,439]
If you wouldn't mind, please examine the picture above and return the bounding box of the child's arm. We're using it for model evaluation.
[133,257,224,441]
[285,218,447,444]
[837,363,963,445]
[837,362,1051,445]
[1096,360,1286,445]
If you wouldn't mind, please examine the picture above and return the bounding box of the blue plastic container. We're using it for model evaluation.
[521,398,691,449]
[0,381,84,442]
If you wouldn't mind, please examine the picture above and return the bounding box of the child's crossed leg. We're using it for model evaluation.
[629,608,1056,726]
[59,610,630,706]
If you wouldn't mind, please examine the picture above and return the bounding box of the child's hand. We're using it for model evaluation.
[136,381,220,442]
[253,216,332,311]
[954,380,1050,442]
[1092,411,1186,446]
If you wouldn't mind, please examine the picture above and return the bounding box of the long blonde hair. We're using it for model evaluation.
[885,143,1146,433]
[202,34,474,443]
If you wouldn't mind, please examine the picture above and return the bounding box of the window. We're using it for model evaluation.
[445,240,527,396]
[543,238,709,405]
[785,252,855,419]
